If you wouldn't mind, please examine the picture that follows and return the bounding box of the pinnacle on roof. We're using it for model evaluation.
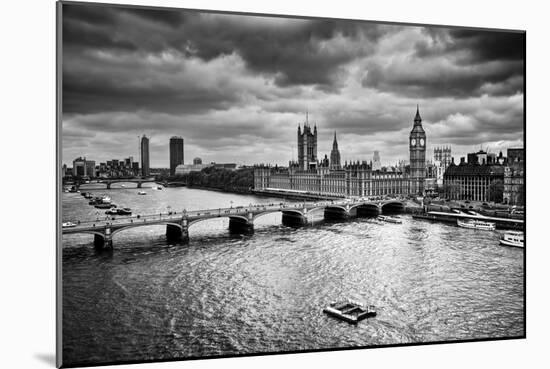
[414,104,422,124]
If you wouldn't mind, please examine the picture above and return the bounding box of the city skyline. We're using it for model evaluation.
[62,4,524,167]
[61,125,523,170]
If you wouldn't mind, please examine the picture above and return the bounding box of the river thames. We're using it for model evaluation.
[61,185,524,366]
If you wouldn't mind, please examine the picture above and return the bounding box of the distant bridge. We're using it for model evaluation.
[62,199,406,249]
[76,178,159,189]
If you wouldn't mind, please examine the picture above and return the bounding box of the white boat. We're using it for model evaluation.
[101,196,112,204]
[62,222,77,228]
[500,231,524,248]
[457,219,495,231]
[378,215,402,224]
[138,191,147,195]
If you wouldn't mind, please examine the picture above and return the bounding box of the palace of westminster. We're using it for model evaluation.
[253,107,524,204]
[254,107,428,198]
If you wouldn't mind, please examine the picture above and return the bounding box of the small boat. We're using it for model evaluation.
[323,300,376,324]
[62,222,77,228]
[101,196,112,204]
[138,191,147,195]
[457,219,495,231]
[500,231,524,248]
[95,203,116,209]
[378,215,402,224]
[89,197,102,205]
[105,208,118,215]
[116,207,132,215]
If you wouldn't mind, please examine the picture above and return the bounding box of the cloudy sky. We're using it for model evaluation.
[61,3,524,168]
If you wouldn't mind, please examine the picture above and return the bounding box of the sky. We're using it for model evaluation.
[61,3,525,168]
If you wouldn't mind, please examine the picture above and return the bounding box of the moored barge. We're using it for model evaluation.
[323,300,376,324]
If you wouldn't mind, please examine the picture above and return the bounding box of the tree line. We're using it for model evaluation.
[168,167,254,193]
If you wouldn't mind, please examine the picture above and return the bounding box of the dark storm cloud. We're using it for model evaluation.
[361,27,524,98]
[62,3,388,113]
[61,3,524,166]
[447,29,525,63]
[177,17,385,89]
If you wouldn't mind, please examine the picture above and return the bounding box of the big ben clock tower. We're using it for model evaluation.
[409,105,426,195]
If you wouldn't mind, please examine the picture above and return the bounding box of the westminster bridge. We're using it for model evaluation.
[62,199,407,249]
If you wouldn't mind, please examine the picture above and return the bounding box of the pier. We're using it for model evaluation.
[413,210,524,230]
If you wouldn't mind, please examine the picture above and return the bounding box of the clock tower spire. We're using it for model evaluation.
[409,105,426,195]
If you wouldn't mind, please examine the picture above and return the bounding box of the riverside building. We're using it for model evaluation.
[254,108,427,198]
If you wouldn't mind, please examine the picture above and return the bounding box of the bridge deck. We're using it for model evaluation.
[62,199,405,234]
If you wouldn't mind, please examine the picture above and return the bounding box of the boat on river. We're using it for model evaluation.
[95,203,116,209]
[116,207,132,215]
[378,215,402,224]
[499,231,524,248]
[457,219,495,231]
[138,191,147,195]
[323,300,376,324]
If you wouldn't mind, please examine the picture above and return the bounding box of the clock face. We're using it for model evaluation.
[420,138,425,146]
[411,138,416,146]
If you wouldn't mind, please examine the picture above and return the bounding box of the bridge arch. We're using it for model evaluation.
[307,206,328,214]
[280,209,305,217]
[280,209,307,226]
[381,201,405,214]
[252,210,283,222]
[63,230,107,239]
[110,221,183,236]
[323,205,349,220]
[187,215,249,228]
[351,203,381,217]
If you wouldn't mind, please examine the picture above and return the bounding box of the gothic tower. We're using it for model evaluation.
[297,113,318,170]
[330,131,341,170]
[409,105,426,195]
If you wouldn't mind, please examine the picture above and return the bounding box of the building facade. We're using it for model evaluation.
[503,148,524,205]
[443,163,505,202]
[97,156,138,177]
[409,106,427,195]
[434,146,452,168]
[254,108,426,198]
[329,132,341,170]
[169,136,184,176]
[72,157,95,178]
[254,162,410,198]
[140,135,150,177]
[372,151,381,171]
[297,114,318,170]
